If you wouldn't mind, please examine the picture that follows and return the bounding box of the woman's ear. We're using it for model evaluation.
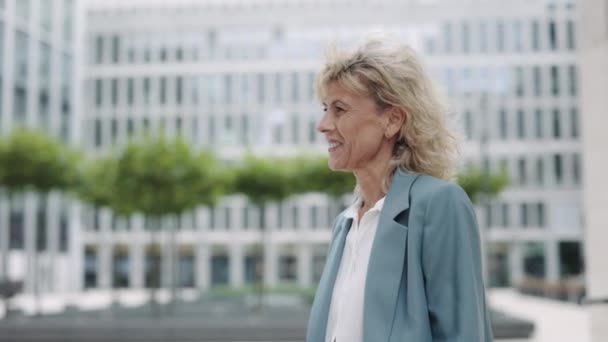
[385,107,406,139]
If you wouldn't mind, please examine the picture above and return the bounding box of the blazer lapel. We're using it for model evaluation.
[307,215,353,342]
[363,169,421,342]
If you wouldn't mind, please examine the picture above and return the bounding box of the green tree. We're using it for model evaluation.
[231,155,295,311]
[0,129,80,315]
[289,155,355,221]
[456,166,510,205]
[113,136,222,313]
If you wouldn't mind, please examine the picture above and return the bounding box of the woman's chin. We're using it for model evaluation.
[328,161,349,172]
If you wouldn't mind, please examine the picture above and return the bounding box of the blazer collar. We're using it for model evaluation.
[362,168,421,342]
[382,168,420,219]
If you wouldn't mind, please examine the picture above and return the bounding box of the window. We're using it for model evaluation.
[533,66,542,96]
[112,251,129,288]
[552,109,561,139]
[208,115,215,145]
[501,203,510,227]
[572,153,581,185]
[568,65,578,96]
[462,22,470,53]
[442,22,453,53]
[111,78,118,106]
[513,21,523,51]
[274,73,283,104]
[548,20,557,50]
[537,203,545,227]
[176,76,183,104]
[515,66,524,97]
[111,35,120,63]
[95,35,104,64]
[496,21,505,52]
[550,66,560,96]
[517,109,525,139]
[524,242,545,277]
[566,20,576,50]
[292,206,299,229]
[241,115,249,145]
[308,72,315,102]
[499,109,508,140]
[224,74,232,104]
[160,77,167,104]
[127,118,134,137]
[256,73,265,103]
[534,109,543,139]
[84,247,98,288]
[554,154,563,184]
[570,108,579,138]
[518,158,527,185]
[291,72,299,103]
[464,110,473,140]
[95,79,103,107]
[111,118,118,142]
[520,203,529,227]
[143,78,150,104]
[94,118,102,147]
[127,78,134,105]
[479,21,488,53]
[176,116,182,136]
[291,114,299,144]
[532,21,540,51]
[536,157,545,186]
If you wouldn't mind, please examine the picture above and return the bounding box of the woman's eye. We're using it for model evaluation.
[335,106,345,113]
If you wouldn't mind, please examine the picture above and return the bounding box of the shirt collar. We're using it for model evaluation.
[343,196,386,220]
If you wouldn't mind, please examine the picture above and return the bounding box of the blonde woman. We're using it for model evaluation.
[306,37,494,342]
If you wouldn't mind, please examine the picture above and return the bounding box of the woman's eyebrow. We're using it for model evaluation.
[325,99,349,107]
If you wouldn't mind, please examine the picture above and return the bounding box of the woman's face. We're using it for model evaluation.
[317,81,391,172]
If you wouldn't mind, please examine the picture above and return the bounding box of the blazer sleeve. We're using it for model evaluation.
[421,183,494,342]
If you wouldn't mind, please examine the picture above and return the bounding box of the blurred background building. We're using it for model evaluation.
[0,0,586,303]
[0,0,84,295]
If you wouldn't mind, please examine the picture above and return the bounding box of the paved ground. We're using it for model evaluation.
[1,288,587,342]
[489,288,591,342]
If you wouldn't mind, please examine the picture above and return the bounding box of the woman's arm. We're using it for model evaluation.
[421,182,494,341]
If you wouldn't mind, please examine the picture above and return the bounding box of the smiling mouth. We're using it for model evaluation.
[328,142,342,152]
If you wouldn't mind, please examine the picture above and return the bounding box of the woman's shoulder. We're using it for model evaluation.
[410,173,471,208]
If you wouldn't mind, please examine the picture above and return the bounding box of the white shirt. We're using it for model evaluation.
[325,196,386,342]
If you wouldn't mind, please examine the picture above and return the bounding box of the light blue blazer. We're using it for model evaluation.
[307,169,494,342]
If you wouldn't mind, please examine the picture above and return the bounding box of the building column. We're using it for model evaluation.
[68,200,83,293]
[508,242,524,286]
[161,227,172,290]
[130,215,144,289]
[46,192,60,293]
[297,244,312,288]
[24,193,38,294]
[130,243,144,289]
[229,244,244,288]
[545,240,560,283]
[98,208,112,290]
[263,205,278,287]
[0,191,9,280]
[196,243,210,292]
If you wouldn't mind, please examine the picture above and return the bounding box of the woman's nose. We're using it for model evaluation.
[317,111,334,133]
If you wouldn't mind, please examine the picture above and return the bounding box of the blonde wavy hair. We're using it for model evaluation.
[315,36,461,189]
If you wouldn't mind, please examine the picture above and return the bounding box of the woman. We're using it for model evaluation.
[306,37,494,342]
